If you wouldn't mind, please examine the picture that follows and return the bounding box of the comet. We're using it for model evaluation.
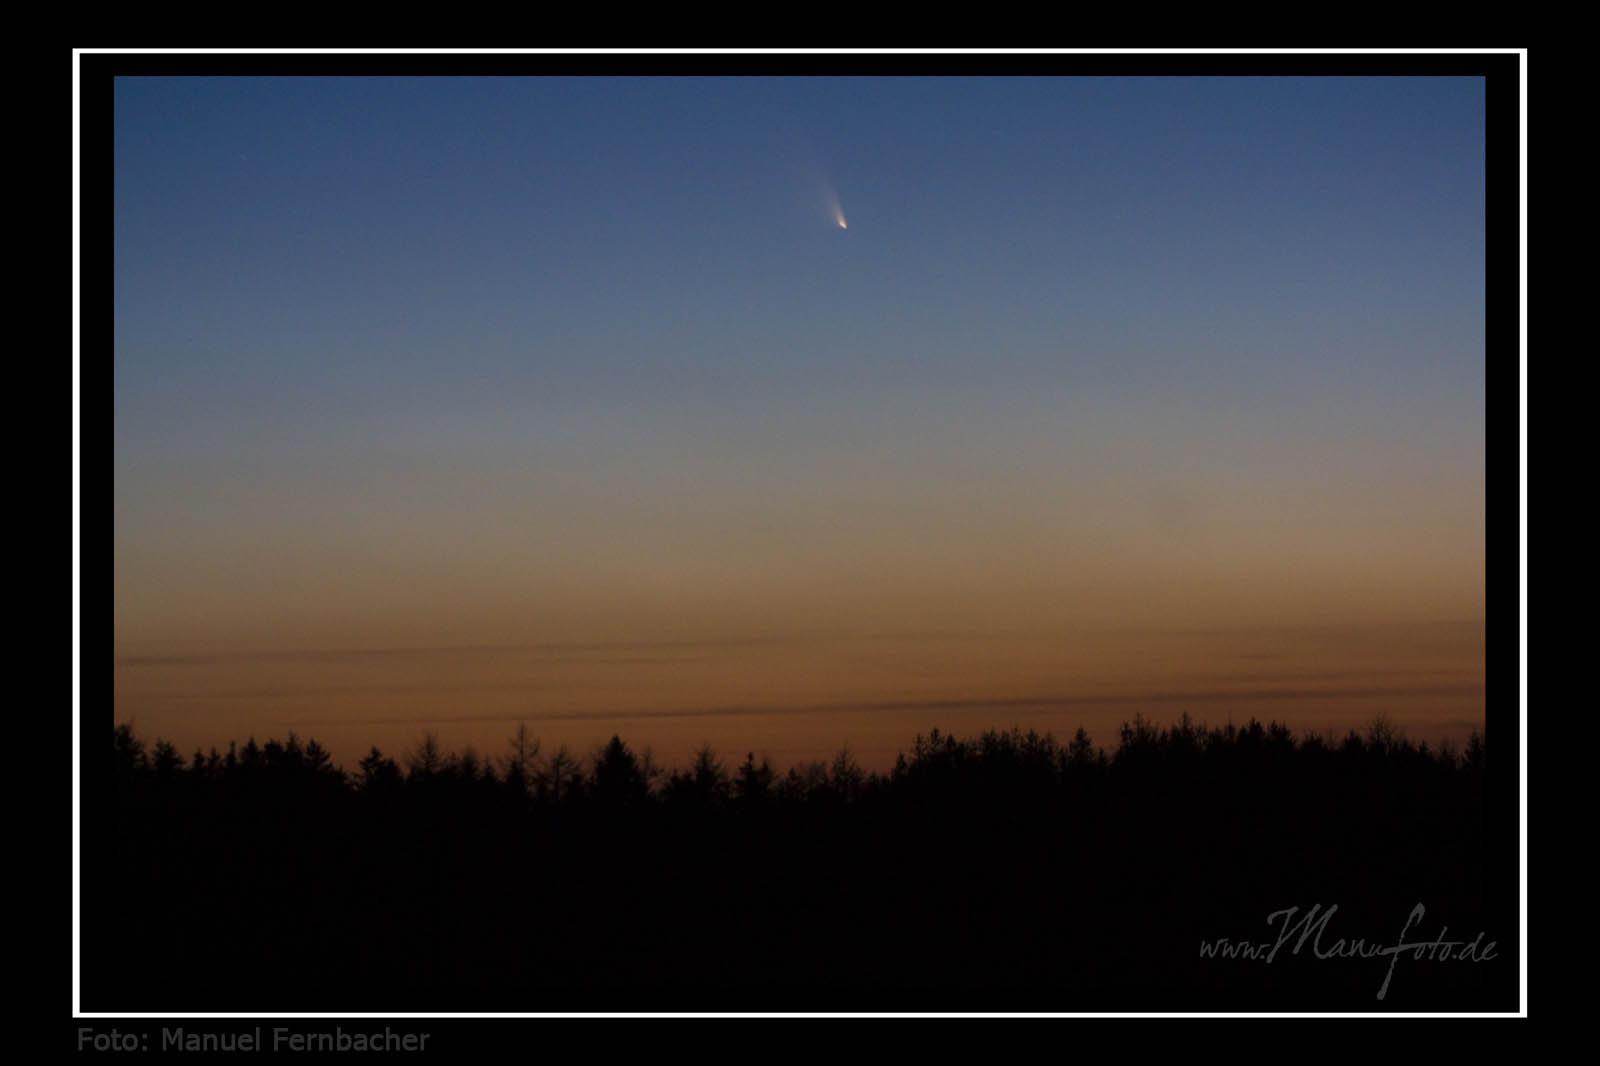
[800,148,848,231]
[824,186,848,231]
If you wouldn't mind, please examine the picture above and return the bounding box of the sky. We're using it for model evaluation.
[112,75,1487,769]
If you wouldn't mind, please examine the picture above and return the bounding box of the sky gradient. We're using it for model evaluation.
[113,75,1487,769]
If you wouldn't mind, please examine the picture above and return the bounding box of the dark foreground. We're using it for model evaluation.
[85,718,1515,1012]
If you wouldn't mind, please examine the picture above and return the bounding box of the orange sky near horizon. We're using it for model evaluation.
[113,619,1485,774]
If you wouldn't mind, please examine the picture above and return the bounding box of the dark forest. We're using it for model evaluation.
[86,715,1512,1012]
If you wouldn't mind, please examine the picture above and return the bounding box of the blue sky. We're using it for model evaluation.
[115,75,1483,418]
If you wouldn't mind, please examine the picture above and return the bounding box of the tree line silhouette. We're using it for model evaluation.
[86,715,1507,1012]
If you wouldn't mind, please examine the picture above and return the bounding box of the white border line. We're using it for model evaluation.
[72,44,83,1018]
[79,46,1528,1022]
